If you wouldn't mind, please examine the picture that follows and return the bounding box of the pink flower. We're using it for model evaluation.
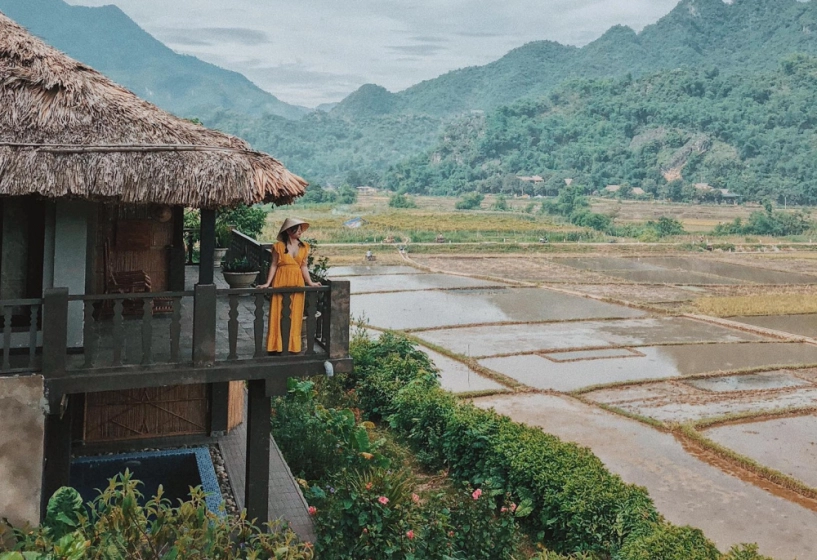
[365,482,373,490]
[363,528,368,534]
[501,506,508,513]
[472,488,482,500]
[378,496,389,505]
[448,531,455,537]
[308,506,317,516]
[411,493,420,504]
[510,502,517,512]
[406,530,415,540]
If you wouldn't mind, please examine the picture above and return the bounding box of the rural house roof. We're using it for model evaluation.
[0,12,307,208]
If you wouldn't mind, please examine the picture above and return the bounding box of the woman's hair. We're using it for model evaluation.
[279,225,304,247]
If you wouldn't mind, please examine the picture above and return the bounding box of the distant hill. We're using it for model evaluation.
[334,0,817,119]
[0,0,308,120]
[384,55,817,203]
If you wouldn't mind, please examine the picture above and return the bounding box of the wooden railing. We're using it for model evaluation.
[0,298,42,374]
[0,281,349,383]
[228,229,271,282]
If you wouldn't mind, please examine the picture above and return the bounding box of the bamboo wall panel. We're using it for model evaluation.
[83,384,208,442]
[227,380,245,432]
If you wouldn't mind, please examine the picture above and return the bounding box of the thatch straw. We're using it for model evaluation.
[0,11,307,208]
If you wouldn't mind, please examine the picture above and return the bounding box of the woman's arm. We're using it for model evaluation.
[301,262,321,287]
[257,249,279,288]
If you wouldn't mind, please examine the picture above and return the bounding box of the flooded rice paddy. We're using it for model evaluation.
[331,273,504,294]
[350,252,817,557]
[705,415,817,489]
[415,317,764,357]
[729,314,817,338]
[478,343,817,392]
[351,287,643,330]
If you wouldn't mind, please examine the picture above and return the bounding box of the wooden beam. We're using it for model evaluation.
[169,206,186,291]
[199,208,215,284]
[45,357,353,396]
[245,379,270,523]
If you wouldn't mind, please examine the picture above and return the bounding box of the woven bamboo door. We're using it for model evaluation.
[83,384,208,442]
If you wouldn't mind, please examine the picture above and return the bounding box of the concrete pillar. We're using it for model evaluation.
[0,375,46,527]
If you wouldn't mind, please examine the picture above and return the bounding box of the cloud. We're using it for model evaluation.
[156,27,270,47]
[388,44,449,57]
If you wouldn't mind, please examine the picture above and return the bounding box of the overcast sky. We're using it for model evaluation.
[64,0,684,108]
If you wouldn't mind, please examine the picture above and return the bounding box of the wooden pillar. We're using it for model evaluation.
[41,397,73,519]
[328,280,350,359]
[199,209,229,432]
[209,381,229,436]
[199,208,215,284]
[169,206,186,291]
[245,379,270,523]
[42,288,68,379]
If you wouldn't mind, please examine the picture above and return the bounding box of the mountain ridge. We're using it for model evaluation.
[0,0,308,120]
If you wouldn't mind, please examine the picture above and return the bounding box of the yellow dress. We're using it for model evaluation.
[266,241,309,353]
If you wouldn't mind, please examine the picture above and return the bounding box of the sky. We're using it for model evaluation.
[64,0,684,108]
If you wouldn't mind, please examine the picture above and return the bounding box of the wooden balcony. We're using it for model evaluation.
[0,272,352,404]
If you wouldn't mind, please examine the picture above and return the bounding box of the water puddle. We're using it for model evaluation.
[417,317,765,357]
[422,348,508,394]
[478,343,817,392]
[543,348,642,362]
[335,273,505,294]
[352,288,643,330]
[705,415,817,488]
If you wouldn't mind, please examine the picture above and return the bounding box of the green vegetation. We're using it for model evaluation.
[388,193,418,209]
[455,191,485,210]
[1,474,313,559]
[713,204,811,236]
[270,333,770,559]
[387,56,817,203]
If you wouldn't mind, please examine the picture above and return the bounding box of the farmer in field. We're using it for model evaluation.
[258,218,321,353]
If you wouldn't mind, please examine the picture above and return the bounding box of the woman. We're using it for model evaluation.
[258,218,321,353]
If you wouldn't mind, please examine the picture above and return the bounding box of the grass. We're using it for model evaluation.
[693,294,817,317]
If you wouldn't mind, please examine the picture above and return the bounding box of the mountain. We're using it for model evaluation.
[384,55,817,202]
[0,0,308,120]
[333,0,817,120]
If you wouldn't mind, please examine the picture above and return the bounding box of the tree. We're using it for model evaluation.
[455,192,484,210]
[388,193,417,208]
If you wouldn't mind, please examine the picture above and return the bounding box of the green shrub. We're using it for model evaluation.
[218,204,268,239]
[388,193,418,208]
[455,191,484,210]
[720,544,774,560]
[271,378,388,481]
[1,473,312,560]
[617,522,719,560]
[347,334,768,559]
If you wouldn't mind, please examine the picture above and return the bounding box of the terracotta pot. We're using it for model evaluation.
[222,271,259,289]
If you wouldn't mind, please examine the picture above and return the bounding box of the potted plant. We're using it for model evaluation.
[213,223,232,268]
[222,257,259,288]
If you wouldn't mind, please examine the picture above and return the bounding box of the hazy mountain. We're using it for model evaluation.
[333,0,817,119]
[0,0,308,120]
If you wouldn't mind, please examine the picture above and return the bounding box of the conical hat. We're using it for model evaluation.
[277,217,310,241]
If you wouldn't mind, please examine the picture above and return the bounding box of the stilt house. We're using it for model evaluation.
[0,11,351,527]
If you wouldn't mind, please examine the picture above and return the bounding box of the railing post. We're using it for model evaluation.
[199,208,215,283]
[42,288,69,378]
[192,284,216,365]
[328,280,350,359]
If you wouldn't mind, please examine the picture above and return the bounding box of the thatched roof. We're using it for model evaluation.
[0,12,306,208]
